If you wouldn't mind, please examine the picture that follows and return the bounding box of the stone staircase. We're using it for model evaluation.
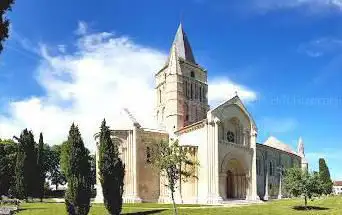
[221,199,264,207]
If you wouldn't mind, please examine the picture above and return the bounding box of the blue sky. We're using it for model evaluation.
[0,0,341,179]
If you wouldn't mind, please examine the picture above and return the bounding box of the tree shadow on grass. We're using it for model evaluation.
[292,206,330,211]
[17,208,47,212]
[122,209,167,215]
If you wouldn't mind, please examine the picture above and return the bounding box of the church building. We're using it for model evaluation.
[94,24,308,204]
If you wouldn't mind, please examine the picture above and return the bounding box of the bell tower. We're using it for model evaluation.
[155,23,209,133]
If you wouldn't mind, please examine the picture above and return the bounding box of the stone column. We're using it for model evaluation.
[239,127,243,145]
[278,174,282,199]
[264,167,269,200]
[242,130,246,146]
[234,175,237,198]
[132,128,141,201]
[219,173,227,201]
[236,175,239,198]
[206,118,223,204]
[124,129,142,203]
[239,175,242,198]
[247,129,260,201]
[235,127,239,145]
[245,129,250,147]
[243,176,246,198]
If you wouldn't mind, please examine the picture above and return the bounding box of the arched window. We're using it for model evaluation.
[159,89,162,103]
[257,159,261,175]
[184,103,189,122]
[190,71,195,78]
[146,147,151,163]
[195,84,197,99]
[269,162,274,176]
[199,86,202,102]
[202,87,206,101]
[281,165,285,176]
[190,83,193,99]
[162,107,165,121]
[195,108,198,121]
[227,131,235,143]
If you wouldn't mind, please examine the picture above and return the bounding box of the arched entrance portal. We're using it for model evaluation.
[225,159,247,199]
[226,171,233,198]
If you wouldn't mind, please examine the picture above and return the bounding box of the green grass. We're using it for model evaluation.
[16,196,342,214]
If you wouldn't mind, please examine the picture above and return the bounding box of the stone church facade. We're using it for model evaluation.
[94,24,308,204]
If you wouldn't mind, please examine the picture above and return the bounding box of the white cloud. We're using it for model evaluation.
[298,37,342,57]
[208,78,257,107]
[252,0,342,12]
[75,21,88,35]
[57,45,66,53]
[0,24,257,152]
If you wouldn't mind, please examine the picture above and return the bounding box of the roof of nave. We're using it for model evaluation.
[263,136,297,155]
[334,181,342,186]
[174,119,206,135]
[105,108,161,132]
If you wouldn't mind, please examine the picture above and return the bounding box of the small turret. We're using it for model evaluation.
[297,137,308,171]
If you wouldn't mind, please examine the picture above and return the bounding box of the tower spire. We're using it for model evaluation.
[297,136,305,156]
[297,137,308,171]
[165,23,196,65]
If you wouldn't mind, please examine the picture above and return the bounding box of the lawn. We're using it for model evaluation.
[16,196,342,215]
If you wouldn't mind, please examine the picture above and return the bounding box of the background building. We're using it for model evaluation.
[333,181,342,195]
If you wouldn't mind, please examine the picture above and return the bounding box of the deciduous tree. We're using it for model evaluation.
[284,167,323,207]
[0,0,15,53]
[0,139,17,196]
[48,144,66,190]
[149,139,198,215]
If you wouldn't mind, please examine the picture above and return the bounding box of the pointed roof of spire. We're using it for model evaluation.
[297,136,305,156]
[167,23,196,64]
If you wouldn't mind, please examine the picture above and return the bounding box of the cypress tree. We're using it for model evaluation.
[36,133,45,201]
[26,130,37,199]
[62,123,91,215]
[0,144,6,195]
[14,129,37,200]
[319,158,333,195]
[98,119,125,215]
[15,139,26,199]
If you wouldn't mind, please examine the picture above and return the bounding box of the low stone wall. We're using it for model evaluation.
[0,206,17,215]
[0,199,20,215]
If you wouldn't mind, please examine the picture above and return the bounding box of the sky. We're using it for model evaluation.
[0,0,341,179]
